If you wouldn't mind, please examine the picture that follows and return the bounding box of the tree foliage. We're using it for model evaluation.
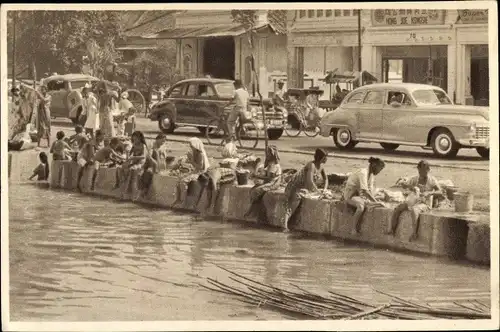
[128,45,178,88]
[7,10,126,77]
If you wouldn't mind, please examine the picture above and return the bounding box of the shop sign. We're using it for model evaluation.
[457,10,488,24]
[372,9,445,26]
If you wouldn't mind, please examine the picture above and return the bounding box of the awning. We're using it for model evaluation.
[116,45,158,51]
[144,22,270,39]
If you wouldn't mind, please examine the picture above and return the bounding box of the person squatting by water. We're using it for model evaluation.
[244,145,283,222]
[282,148,329,232]
[80,84,99,138]
[343,157,387,235]
[173,137,210,208]
[29,152,50,181]
[115,131,148,195]
[388,160,444,241]
[50,131,72,161]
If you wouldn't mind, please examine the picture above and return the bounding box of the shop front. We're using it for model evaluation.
[362,10,454,94]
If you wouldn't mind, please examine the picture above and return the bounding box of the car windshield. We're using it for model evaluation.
[214,82,235,98]
[412,89,452,105]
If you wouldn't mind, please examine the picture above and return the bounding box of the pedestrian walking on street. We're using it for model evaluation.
[80,84,99,138]
[35,85,52,148]
[226,79,249,140]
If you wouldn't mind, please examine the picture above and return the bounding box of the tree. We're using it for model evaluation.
[6,10,126,76]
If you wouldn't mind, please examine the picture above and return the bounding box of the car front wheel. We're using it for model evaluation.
[332,128,357,150]
[158,114,175,134]
[476,147,489,160]
[431,129,459,158]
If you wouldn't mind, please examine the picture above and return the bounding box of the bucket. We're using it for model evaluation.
[445,186,459,200]
[236,171,249,185]
[454,191,474,213]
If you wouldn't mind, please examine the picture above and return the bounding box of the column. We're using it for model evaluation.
[197,39,204,76]
[234,37,241,80]
[287,44,299,89]
[175,39,181,72]
[447,43,456,101]
[360,44,374,76]
[463,45,472,100]
[257,37,268,97]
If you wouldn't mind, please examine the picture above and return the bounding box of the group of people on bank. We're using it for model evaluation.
[31,119,446,242]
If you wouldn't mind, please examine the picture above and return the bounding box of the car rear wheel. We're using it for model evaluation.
[431,129,459,158]
[267,129,283,140]
[333,128,357,150]
[158,114,175,134]
[476,147,489,160]
[380,143,399,151]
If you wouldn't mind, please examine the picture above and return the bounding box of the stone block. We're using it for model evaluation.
[431,216,468,259]
[50,160,64,188]
[466,222,490,265]
[60,161,79,190]
[93,168,119,198]
[385,210,435,254]
[294,198,332,235]
[262,191,287,228]
[220,185,258,223]
[148,174,179,208]
[79,166,97,194]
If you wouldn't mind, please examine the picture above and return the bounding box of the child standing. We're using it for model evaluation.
[50,131,72,161]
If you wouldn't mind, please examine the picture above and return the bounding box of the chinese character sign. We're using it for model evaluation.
[371,9,445,26]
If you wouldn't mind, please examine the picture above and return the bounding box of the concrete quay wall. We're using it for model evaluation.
[8,154,491,266]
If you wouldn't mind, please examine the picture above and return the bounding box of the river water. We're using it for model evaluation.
[8,184,490,321]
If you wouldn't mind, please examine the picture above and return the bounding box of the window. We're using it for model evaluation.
[317,10,323,17]
[168,84,185,97]
[299,10,306,18]
[307,10,315,18]
[343,10,351,16]
[412,89,452,105]
[69,81,92,90]
[214,82,235,99]
[387,91,411,106]
[334,10,342,17]
[197,84,215,97]
[47,80,65,92]
[363,91,383,104]
[185,83,198,97]
[345,91,364,104]
[326,10,332,17]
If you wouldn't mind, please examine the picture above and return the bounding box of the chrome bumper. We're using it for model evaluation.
[457,138,489,149]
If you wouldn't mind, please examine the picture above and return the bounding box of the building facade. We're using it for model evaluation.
[287,9,490,105]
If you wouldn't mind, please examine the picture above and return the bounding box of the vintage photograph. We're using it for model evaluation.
[1,2,498,331]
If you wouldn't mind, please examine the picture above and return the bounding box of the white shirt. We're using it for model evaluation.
[343,168,374,200]
[233,88,249,112]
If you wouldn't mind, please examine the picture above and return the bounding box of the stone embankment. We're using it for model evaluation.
[8,151,490,266]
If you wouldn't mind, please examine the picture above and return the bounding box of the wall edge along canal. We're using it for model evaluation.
[7,152,491,266]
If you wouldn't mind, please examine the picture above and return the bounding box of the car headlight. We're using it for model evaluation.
[469,123,477,132]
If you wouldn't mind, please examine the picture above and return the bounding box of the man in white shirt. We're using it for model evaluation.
[273,80,286,107]
[226,79,249,140]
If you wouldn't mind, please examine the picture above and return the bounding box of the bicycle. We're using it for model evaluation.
[205,112,260,149]
[284,107,321,138]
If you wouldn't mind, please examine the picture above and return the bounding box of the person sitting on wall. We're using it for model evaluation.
[67,125,89,150]
[50,131,73,161]
[115,131,148,194]
[343,157,387,235]
[282,148,329,232]
[91,137,126,191]
[272,80,287,107]
[387,160,445,241]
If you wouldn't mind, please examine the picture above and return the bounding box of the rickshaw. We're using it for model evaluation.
[321,70,378,110]
[284,87,326,138]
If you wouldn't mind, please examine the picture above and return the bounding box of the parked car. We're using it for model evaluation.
[43,74,100,124]
[318,83,490,159]
[148,78,287,140]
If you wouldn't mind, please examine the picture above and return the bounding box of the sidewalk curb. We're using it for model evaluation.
[158,136,489,172]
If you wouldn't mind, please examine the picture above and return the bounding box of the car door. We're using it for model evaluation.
[47,80,67,118]
[195,83,221,126]
[166,83,187,123]
[382,90,416,142]
[181,82,200,125]
[356,90,384,140]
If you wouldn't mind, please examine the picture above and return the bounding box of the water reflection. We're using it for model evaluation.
[8,184,490,321]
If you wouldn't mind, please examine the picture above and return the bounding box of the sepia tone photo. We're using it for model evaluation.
[1,2,498,331]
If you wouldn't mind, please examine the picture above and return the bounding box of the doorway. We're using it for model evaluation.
[382,57,447,91]
[203,37,235,80]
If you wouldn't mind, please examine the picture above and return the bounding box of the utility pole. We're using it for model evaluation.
[11,11,17,86]
[357,10,362,74]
